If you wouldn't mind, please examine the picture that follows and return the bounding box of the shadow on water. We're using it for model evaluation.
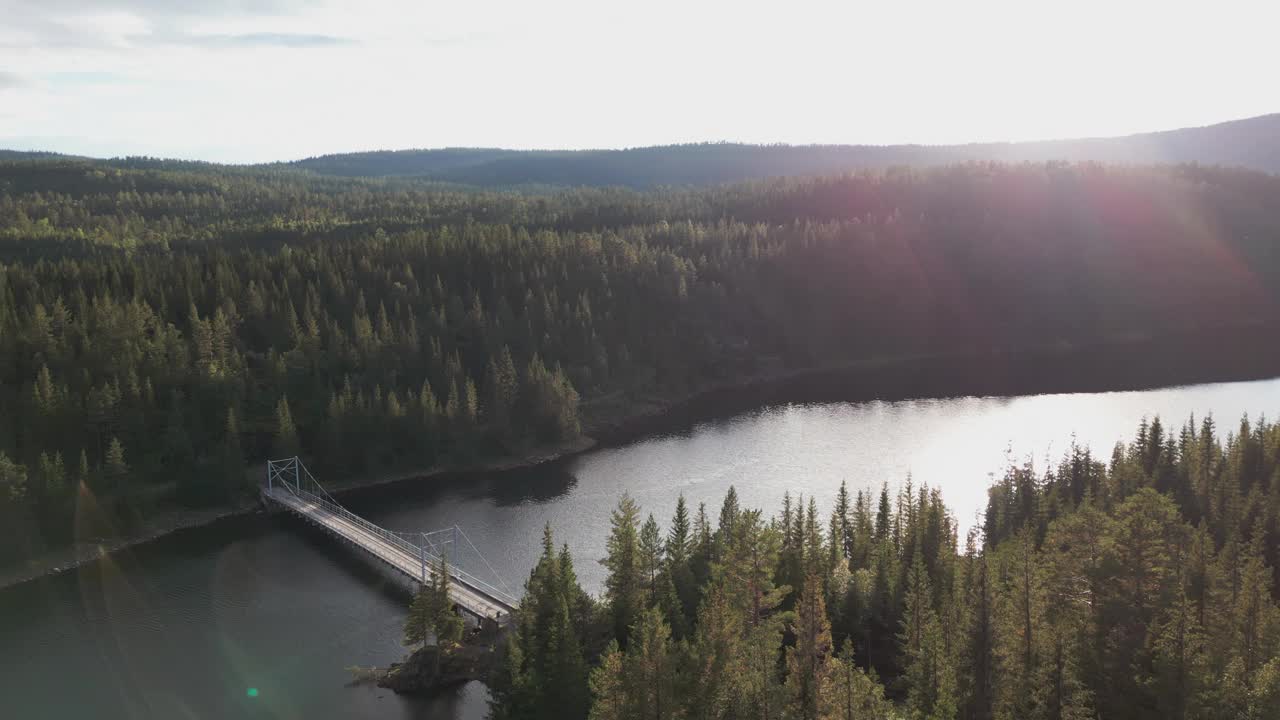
[273,513,417,605]
[482,460,579,507]
[345,458,580,513]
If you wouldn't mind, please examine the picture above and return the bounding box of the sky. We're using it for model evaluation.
[1,0,1277,163]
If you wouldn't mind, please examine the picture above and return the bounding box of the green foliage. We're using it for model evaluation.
[786,574,835,720]
[557,416,1280,720]
[587,608,680,720]
[402,584,432,649]
[4,158,1280,565]
[603,494,643,647]
[829,641,894,719]
[0,451,27,503]
[403,554,465,654]
[273,396,299,458]
[900,551,958,719]
[490,525,594,720]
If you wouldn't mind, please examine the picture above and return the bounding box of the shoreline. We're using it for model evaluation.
[0,435,598,592]
[4,322,1279,592]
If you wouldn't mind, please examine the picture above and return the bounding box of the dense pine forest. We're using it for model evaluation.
[2,158,1280,566]
[485,416,1280,720]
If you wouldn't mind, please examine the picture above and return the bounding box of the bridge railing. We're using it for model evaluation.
[283,484,424,560]
[266,458,519,609]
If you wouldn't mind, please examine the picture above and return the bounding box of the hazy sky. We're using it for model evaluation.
[1,0,1276,163]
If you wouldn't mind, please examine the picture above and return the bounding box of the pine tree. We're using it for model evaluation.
[865,537,898,677]
[588,640,628,720]
[486,344,520,440]
[491,524,590,720]
[603,493,643,647]
[1040,498,1112,716]
[401,548,463,655]
[666,494,698,627]
[900,551,958,719]
[1151,581,1210,720]
[422,554,464,651]
[639,513,663,607]
[274,395,299,457]
[104,437,128,487]
[959,535,995,720]
[993,528,1042,720]
[0,452,27,503]
[786,574,835,720]
[667,495,691,566]
[716,508,788,625]
[689,584,740,720]
[851,490,874,570]
[828,640,894,720]
[76,449,90,489]
[875,483,892,543]
[627,607,680,720]
[404,580,440,649]
[1036,621,1094,720]
[716,486,740,556]
[1101,488,1184,713]
[833,479,853,562]
[1233,526,1280,689]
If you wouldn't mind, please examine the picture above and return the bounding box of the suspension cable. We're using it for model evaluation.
[272,457,516,601]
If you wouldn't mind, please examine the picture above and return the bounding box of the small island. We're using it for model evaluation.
[365,555,505,695]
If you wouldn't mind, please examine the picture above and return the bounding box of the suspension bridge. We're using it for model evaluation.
[261,457,519,625]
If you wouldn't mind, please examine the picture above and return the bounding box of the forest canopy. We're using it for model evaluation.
[492,415,1280,720]
[1,158,1280,565]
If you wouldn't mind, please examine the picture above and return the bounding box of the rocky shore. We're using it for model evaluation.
[377,627,504,696]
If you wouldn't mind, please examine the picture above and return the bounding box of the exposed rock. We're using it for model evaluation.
[378,630,502,695]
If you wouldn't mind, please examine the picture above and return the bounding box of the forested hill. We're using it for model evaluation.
[287,114,1280,186]
[1,159,1280,566]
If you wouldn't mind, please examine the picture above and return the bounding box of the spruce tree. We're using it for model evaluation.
[603,493,643,647]
[627,608,679,720]
[491,524,590,720]
[828,640,894,720]
[588,641,627,720]
[993,528,1042,720]
[786,574,835,720]
[639,513,663,607]
[273,396,299,458]
[104,437,129,488]
[900,551,958,720]
[404,582,439,649]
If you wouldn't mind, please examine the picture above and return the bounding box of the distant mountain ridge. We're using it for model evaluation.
[6,114,1279,188]
[285,114,1280,187]
[0,150,82,161]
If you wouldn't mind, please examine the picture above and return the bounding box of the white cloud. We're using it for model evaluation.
[0,0,1277,162]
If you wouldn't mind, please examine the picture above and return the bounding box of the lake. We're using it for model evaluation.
[2,377,1277,719]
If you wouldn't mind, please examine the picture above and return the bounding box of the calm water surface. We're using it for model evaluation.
[3,378,1278,719]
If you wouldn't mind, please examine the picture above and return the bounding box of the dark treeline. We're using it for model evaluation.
[292,114,1280,184]
[2,159,1280,565]
[489,416,1280,720]
[14,114,1280,186]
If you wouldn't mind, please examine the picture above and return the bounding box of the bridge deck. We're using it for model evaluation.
[263,486,515,623]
